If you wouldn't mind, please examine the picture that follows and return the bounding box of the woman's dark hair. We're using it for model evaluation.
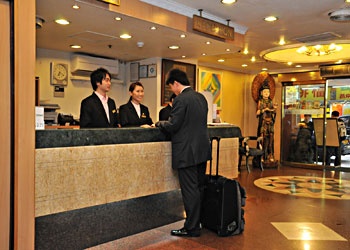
[90,67,111,91]
[129,82,144,100]
[165,68,190,86]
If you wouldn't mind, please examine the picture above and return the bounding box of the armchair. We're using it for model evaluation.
[238,136,264,173]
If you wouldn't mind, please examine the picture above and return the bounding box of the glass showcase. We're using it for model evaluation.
[281,79,350,170]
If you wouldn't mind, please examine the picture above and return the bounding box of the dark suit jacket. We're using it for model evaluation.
[159,104,172,121]
[79,92,119,128]
[157,88,211,169]
[119,100,153,127]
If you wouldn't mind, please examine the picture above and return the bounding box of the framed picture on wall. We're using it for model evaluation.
[130,62,139,82]
[139,65,148,78]
[161,59,196,106]
[148,64,157,77]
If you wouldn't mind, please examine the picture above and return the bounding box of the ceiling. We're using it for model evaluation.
[36,0,350,74]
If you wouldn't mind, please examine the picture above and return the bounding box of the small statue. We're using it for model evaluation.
[256,80,278,163]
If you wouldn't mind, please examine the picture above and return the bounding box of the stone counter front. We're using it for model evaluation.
[35,126,241,217]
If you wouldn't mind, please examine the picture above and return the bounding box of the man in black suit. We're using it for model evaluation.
[156,69,211,237]
[79,68,119,128]
[159,93,176,120]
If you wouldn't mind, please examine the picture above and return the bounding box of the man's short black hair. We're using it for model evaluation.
[331,110,340,117]
[166,68,190,86]
[90,67,111,91]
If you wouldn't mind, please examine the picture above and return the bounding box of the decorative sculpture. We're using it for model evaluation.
[251,72,278,167]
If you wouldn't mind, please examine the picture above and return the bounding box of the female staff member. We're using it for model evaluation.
[119,82,154,127]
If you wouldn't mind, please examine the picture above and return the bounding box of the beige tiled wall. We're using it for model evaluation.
[35,138,238,217]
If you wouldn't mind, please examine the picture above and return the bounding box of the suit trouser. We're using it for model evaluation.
[177,162,207,231]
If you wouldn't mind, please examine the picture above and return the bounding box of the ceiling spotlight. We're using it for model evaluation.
[264,16,278,22]
[168,45,179,50]
[242,64,248,67]
[221,0,237,4]
[72,3,80,9]
[120,34,132,39]
[115,17,122,21]
[218,59,225,62]
[36,16,45,29]
[70,45,81,49]
[55,19,70,25]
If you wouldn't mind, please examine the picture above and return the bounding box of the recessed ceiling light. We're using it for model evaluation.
[182,55,186,58]
[243,48,249,54]
[55,19,70,25]
[72,4,80,9]
[206,41,211,45]
[242,64,248,67]
[70,45,81,49]
[218,59,225,62]
[180,34,186,38]
[202,53,206,56]
[336,60,343,64]
[251,56,256,62]
[295,65,302,68]
[150,26,157,30]
[168,45,179,49]
[264,16,278,22]
[221,0,237,4]
[287,62,293,65]
[115,17,122,21]
[262,68,268,71]
[226,48,231,52]
[120,34,132,39]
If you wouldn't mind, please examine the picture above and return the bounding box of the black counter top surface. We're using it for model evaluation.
[36,125,242,149]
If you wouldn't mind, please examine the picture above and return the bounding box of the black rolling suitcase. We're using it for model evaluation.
[201,136,246,236]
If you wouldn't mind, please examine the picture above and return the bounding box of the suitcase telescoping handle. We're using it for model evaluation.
[209,136,221,177]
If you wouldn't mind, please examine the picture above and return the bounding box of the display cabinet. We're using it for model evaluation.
[281,79,350,169]
[281,80,325,169]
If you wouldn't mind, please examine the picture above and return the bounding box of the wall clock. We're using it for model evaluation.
[50,62,68,86]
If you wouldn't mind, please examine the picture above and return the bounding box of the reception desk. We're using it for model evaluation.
[35,125,241,249]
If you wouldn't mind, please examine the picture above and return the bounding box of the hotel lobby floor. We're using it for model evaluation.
[88,166,350,250]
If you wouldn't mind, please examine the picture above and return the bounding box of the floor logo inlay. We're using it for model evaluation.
[254,176,350,199]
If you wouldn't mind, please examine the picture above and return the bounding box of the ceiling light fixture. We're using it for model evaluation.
[264,16,278,22]
[296,43,342,56]
[218,59,225,62]
[70,45,81,49]
[115,17,122,21]
[260,40,350,63]
[72,3,80,9]
[168,45,179,50]
[120,34,132,39]
[55,19,70,25]
[221,0,237,4]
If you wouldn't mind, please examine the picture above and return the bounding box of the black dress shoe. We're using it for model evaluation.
[170,228,200,237]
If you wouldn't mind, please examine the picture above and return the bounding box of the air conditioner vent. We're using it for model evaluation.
[294,32,341,43]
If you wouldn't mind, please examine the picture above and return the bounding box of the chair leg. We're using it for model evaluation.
[259,156,264,171]
[246,156,250,173]
[238,155,242,172]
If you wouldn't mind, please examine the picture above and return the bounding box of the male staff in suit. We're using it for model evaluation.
[156,69,211,237]
[80,67,119,128]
